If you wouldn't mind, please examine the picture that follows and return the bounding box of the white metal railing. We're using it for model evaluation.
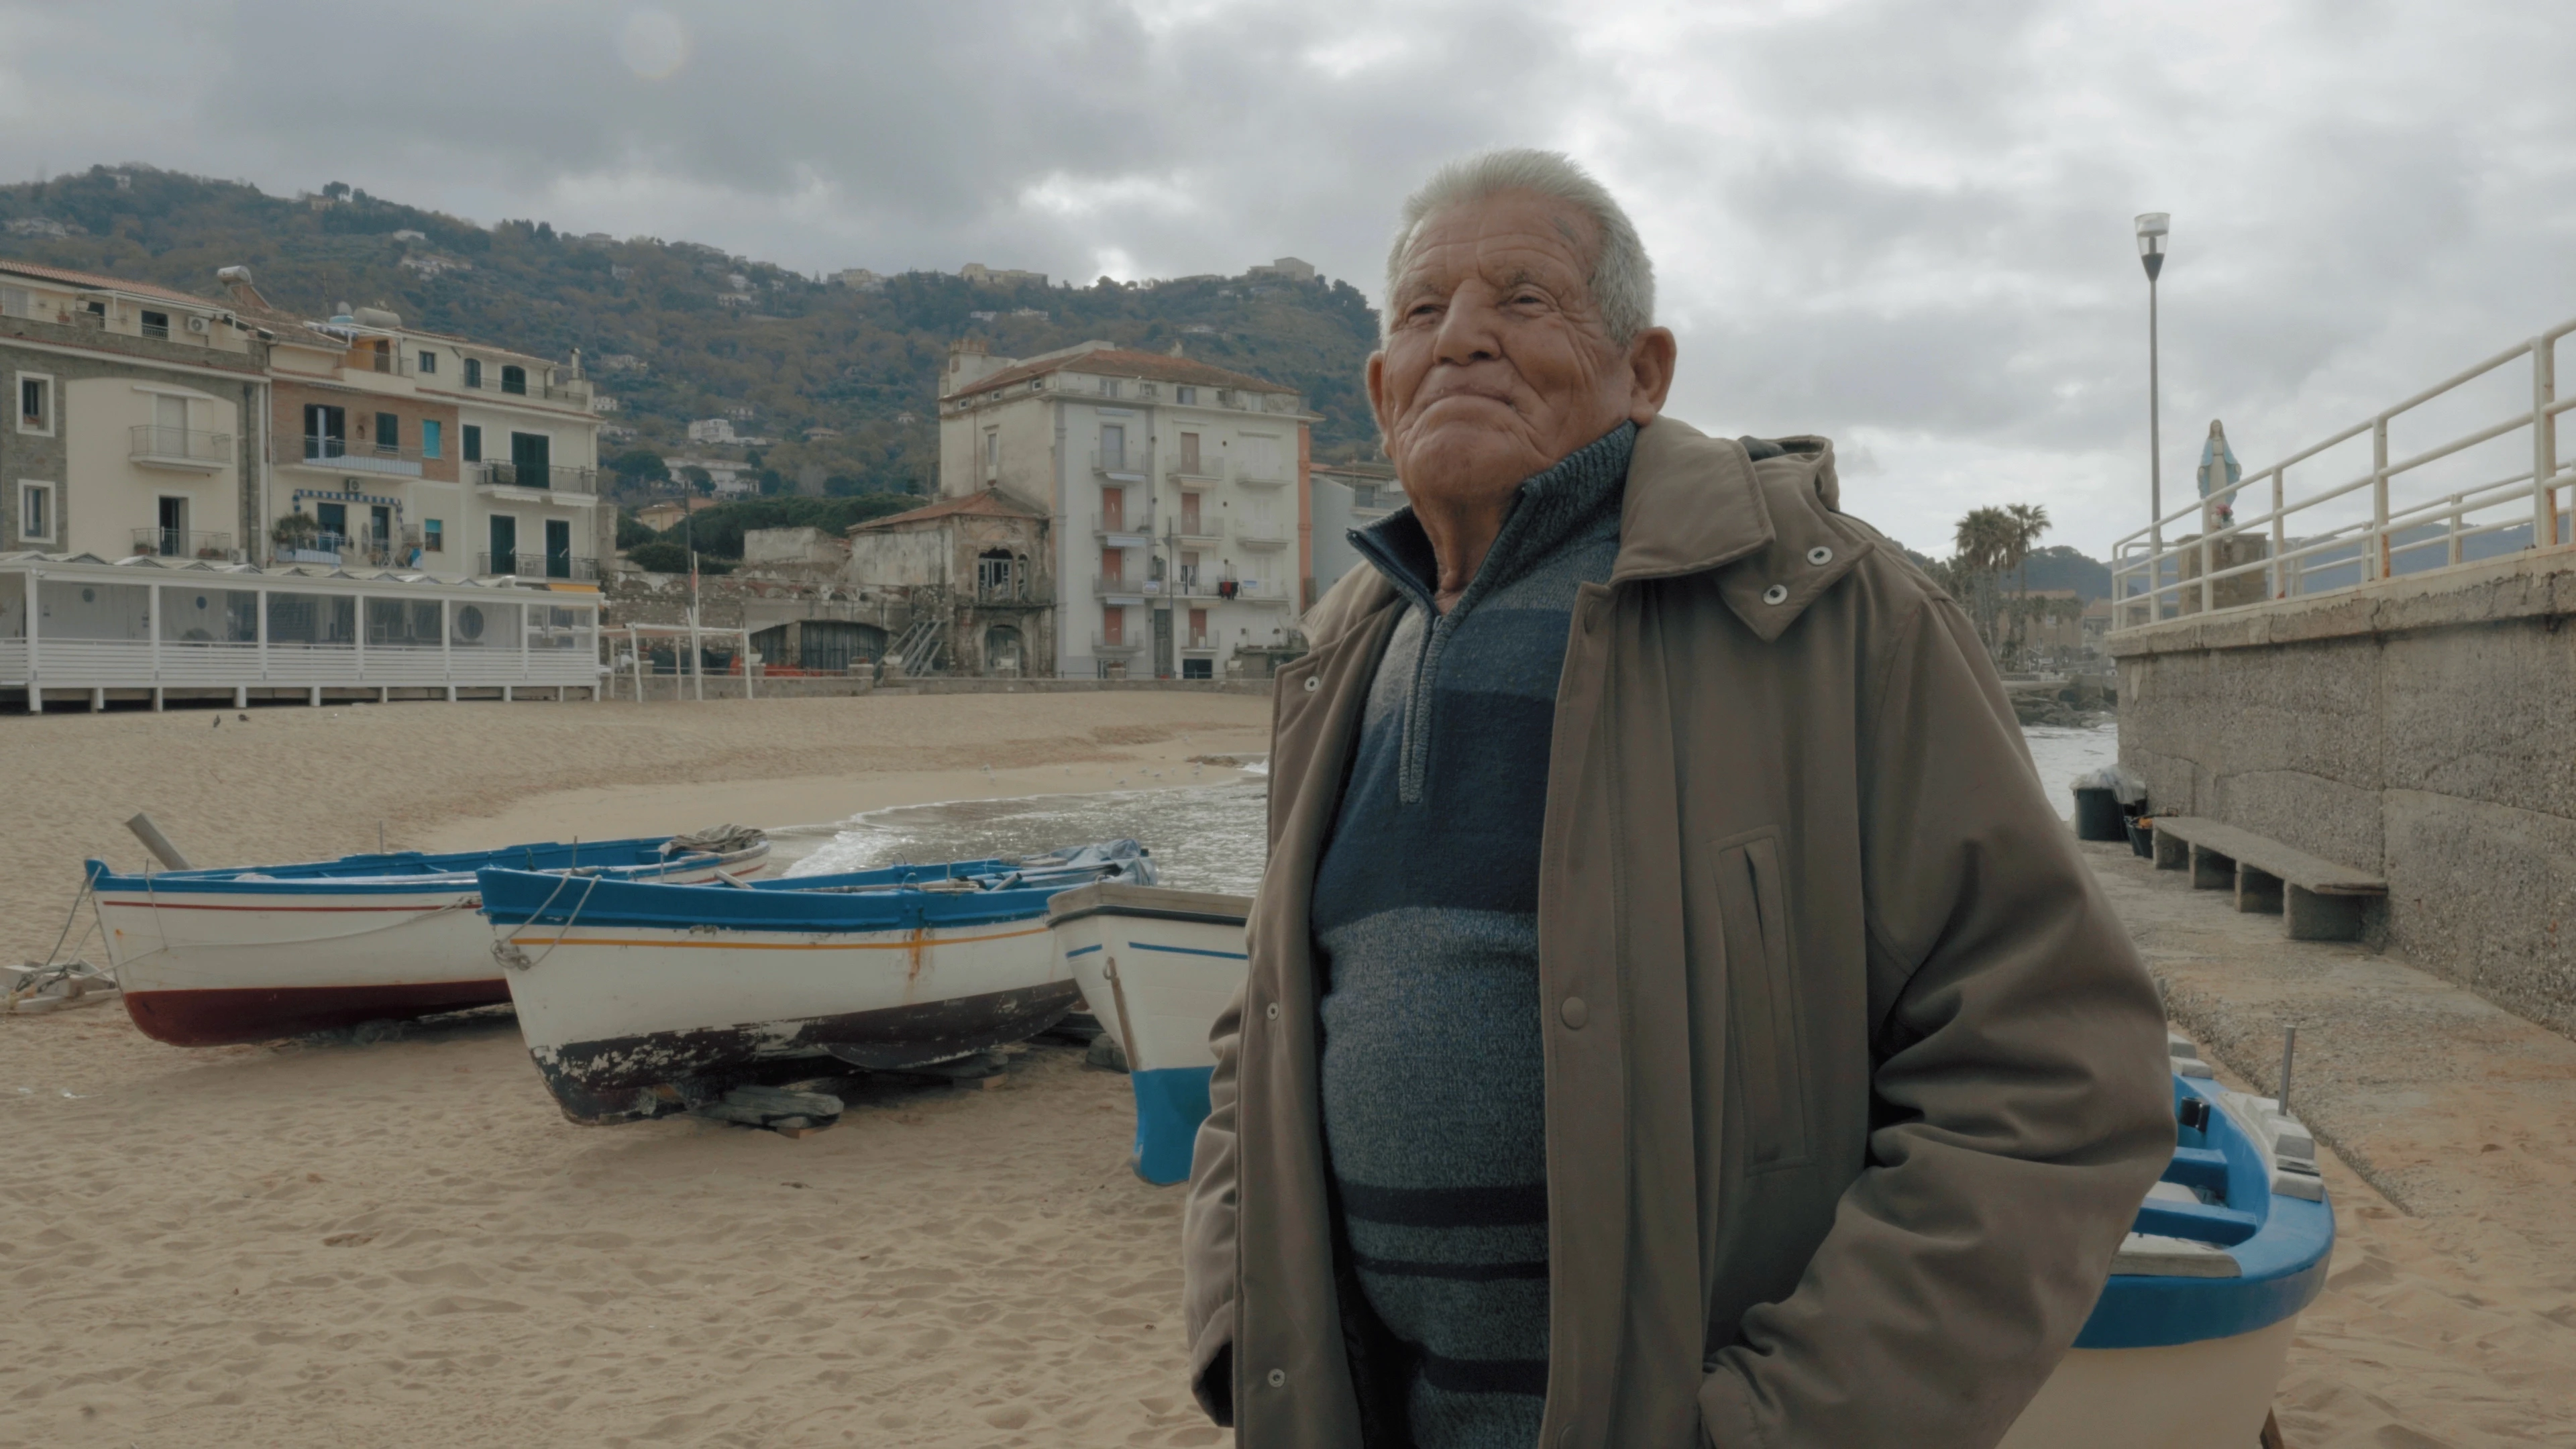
[2112,317,2576,631]
[1234,517,1289,545]
[129,425,232,466]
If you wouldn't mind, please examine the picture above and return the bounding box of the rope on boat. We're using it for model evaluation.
[5,875,112,1013]
[492,870,601,974]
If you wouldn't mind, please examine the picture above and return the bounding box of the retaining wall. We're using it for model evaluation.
[2112,547,2576,1034]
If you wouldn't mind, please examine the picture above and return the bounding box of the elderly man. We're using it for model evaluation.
[1181,150,2172,1448]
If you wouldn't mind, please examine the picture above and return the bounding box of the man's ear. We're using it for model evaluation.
[1625,327,1678,424]
[1364,350,1394,439]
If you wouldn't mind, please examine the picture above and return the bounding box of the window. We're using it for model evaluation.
[303,403,346,460]
[376,412,400,452]
[417,350,437,375]
[423,519,443,553]
[16,374,51,434]
[85,300,105,320]
[1138,383,1158,400]
[140,310,169,340]
[421,420,441,460]
[19,482,54,542]
[1100,380,1121,398]
[462,424,482,462]
[463,358,483,388]
[500,364,527,396]
[315,500,347,545]
[1353,483,1379,508]
[1175,386,1197,405]
[982,429,999,477]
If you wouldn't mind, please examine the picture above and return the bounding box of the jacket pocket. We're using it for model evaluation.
[1709,830,1811,1172]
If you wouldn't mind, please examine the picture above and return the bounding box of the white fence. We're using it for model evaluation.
[2112,318,2576,629]
[0,555,600,704]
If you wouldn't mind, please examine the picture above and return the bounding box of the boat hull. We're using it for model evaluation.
[486,872,1079,1125]
[2001,1316,2296,1448]
[1048,883,1250,1185]
[93,843,767,1046]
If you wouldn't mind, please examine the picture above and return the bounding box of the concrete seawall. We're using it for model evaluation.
[2112,547,2576,1034]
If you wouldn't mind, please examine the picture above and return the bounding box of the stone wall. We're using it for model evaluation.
[2112,548,2576,1034]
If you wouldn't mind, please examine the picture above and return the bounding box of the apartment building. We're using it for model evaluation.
[234,271,606,580]
[1,260,271,563]
[1309,459,1405,599]
[936,339,1312,679]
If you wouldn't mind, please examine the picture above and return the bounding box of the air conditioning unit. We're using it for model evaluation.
[186,316,211,334]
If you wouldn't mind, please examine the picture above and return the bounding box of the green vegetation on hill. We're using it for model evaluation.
[0,164,1388,493]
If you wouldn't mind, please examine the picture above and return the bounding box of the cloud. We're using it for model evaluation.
[4,0,2571,556]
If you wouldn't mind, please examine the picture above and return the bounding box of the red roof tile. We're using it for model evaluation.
[849,488,1048,533]
[0,258,217,309]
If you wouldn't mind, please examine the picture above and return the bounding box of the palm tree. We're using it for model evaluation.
[1952,507,2018,652]
[2002,503,2051,659]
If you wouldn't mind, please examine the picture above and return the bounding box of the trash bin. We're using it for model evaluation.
[2074,786,2126,841]
[2127,816,2155,858]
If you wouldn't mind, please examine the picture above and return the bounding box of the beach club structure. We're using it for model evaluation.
[0,550,601,709]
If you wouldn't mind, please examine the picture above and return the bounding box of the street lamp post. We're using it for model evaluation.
[2135,212,2170,616]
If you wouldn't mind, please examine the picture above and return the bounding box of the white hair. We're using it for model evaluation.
[1383,148,1656,345]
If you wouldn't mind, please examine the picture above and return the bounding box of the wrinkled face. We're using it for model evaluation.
[1368,189,1650,505]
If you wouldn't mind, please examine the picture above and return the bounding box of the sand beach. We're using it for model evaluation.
[3,692,2570,1447]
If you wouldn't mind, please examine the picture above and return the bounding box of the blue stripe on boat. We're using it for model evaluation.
[1130,1065,1214,1185]
[1065,944,1102,957]
[477,867,1061,933]
[1127,941,1249,961]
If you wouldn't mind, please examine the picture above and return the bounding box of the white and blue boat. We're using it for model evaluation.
[89,830,769,1046]
[480,842,1157,1125]
[1039,895,2332,1440]
[1044,882,1251,1185]
[2001,1038,2332,1446]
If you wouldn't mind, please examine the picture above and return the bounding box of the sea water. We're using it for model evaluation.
[772,723,2120,892]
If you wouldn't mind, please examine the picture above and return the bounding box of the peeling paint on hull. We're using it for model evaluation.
[531,981,1081,1124]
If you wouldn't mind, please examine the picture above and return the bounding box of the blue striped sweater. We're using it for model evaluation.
[1311,423,1633,1448]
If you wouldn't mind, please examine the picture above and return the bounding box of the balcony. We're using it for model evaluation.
[447,370,591,407]
[1167,572,1222,600]
[1232,464,1291,488]
[1165,516,1223,546]
[129,425,231,472]
[129,528,238,561]
[1090,633,1145,656]
[1179,632,1218,653]
[1091,449,1147,479]
[284,435,428,479]
[1234,518,1290,548]
[476,461,599,496]
[476,551,599,580]
[1091,512,1152,541]
[1093,574,1161,599]
[973,582,1053,606]
[1167,456,1226,482]
[342,349,415,379]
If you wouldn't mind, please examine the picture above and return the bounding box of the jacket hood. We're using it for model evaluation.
[1302,417,1874,647]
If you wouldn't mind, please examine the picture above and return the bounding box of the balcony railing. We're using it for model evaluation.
[973,582,1053,606]
[452,372,590,405]
[1234,518,1289,546]
[1091,449,1146,478]
[1093,574,1161,598]
[1179,632,1217,652]
[345,349,415,378]
[129,528,238,561]
[477,462,599,494]
[286,435,431,478]
[1167,456,1226,482]
[129,425,231,470]
[1165,519,1223,545]
[1167,573,1222,599]
[1233,464,1291,488]
[476,551,599,580]
[1091,511,1150,538]
[1091,633,1145,655]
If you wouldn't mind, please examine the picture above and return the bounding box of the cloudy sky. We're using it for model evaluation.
[5,0,2571,558]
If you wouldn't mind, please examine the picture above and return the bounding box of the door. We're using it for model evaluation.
[509,431,552,488]
[1101,544,1123,583]
[1101,486,1125,532]
[1180,432,1201,474]
[1100,424,1126,472]
[1153,606,1173,678]
[315,501,347,553]
[370,505,392,561]
[545,518,572,578]
[1188,606,1208,649]
[1181,492,1202,534]
[489,515,518,575]
[156,496,186,557]
[303,404,345,460]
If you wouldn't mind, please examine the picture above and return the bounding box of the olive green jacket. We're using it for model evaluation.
[1182,417,2173,1448]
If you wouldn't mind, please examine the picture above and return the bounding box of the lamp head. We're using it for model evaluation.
[2135,212,2170,280]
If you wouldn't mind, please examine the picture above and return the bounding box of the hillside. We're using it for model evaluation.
[0,164,1387,494]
